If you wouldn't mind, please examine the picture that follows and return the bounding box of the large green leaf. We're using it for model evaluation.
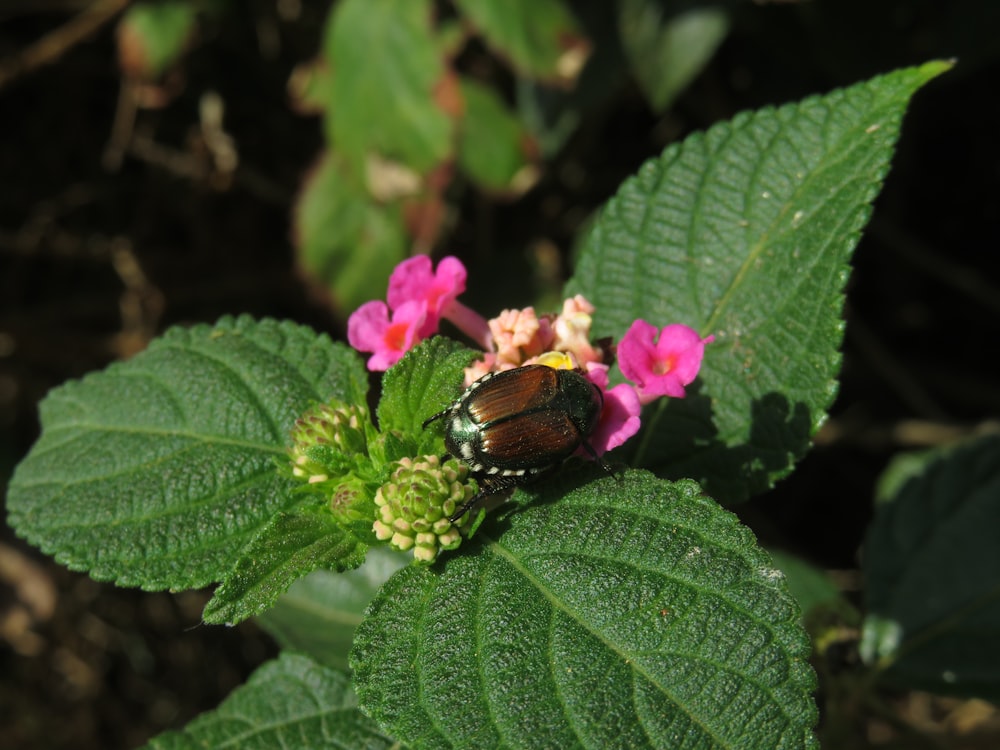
[352,471,818,749]
[142,653,394,750]
[201,509,368,626]
[377,336,476,444]
[861,433,1000,699]
[567,61,950,503]
[6,316,368,591]
[326,0,452,173]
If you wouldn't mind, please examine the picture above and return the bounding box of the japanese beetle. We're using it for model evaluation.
[423,364,606,520]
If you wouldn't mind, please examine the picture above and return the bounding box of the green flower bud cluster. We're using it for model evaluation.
[373,456,475,563]
[288,401,371,484]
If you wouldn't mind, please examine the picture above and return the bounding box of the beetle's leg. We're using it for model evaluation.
[580,440,616,477]
[448,476,516,523]
[448,491,484,523]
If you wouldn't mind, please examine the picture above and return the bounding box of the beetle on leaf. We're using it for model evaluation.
[423,364,611,521]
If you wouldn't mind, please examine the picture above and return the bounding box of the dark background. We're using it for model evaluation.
[2,2,998,747]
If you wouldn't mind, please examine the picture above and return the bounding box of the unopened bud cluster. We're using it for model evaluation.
[288,401,370,484]
[373,456,475,563]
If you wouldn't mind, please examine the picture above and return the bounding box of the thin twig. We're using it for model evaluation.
[0,0,131,90]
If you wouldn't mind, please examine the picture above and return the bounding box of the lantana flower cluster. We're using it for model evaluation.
[349,255,713,434]
[372,456,475,563]
[344,254,713,560]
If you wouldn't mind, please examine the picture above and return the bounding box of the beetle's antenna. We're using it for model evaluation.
[422,409,448,429]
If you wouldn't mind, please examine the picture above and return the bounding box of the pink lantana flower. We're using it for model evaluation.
[552,295,602,367]
[386,255,490,347]
[462,294,606,385]
[347,299,426,371]
[618,320,714,404]
[463,352,498,385]
[596,384,643,453]
[347,255,492,371]
[579,363,641,454]
[489,307,553,367]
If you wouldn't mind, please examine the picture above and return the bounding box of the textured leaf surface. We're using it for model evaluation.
[256,548,408,669]
[453,0,585,81]
[567,61,950,503]
[352,471,817,749]
[861,434,1000,699]
[378,336,476,446]
[201,510,368,625]
[143,653,393,750]
[6,316,368,591]
[326,0,452,173]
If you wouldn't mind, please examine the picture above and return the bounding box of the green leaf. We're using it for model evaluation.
[201,509,368,625]
[6,316,368,592]
[288,57,332,116]
[377,337,477,449]
[873,446,935,505]
[567,61,951,504]
[326,0,452,173]
[117,1,198,79]
[458,77,536,192]
[618,0,729,112]
[293,152,407,316]
[861,433,1000,699]
[768,550,842,620]
[352,471,818,749]
[142,653,394,750]
[453,0,587,82]
[256,548,408,669]
[516,2,629,156]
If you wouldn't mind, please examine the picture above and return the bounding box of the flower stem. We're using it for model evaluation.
[630,398,667,467]
[444,300,492,350]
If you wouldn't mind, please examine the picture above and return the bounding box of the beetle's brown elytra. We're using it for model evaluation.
[423,364,604,521]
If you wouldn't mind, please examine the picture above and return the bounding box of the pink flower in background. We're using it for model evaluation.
[618,320,714,404]
[347,299,426,371]
[387,255,467,337]
[347,255,490,371]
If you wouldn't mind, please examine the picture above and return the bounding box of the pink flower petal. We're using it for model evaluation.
[386,255,436,310]
[589,383,642,454]
[387,255,468,338]
[618,319,713,404]
[347,300,391,353]
[655,324,710,383]
[348,299,427,371]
